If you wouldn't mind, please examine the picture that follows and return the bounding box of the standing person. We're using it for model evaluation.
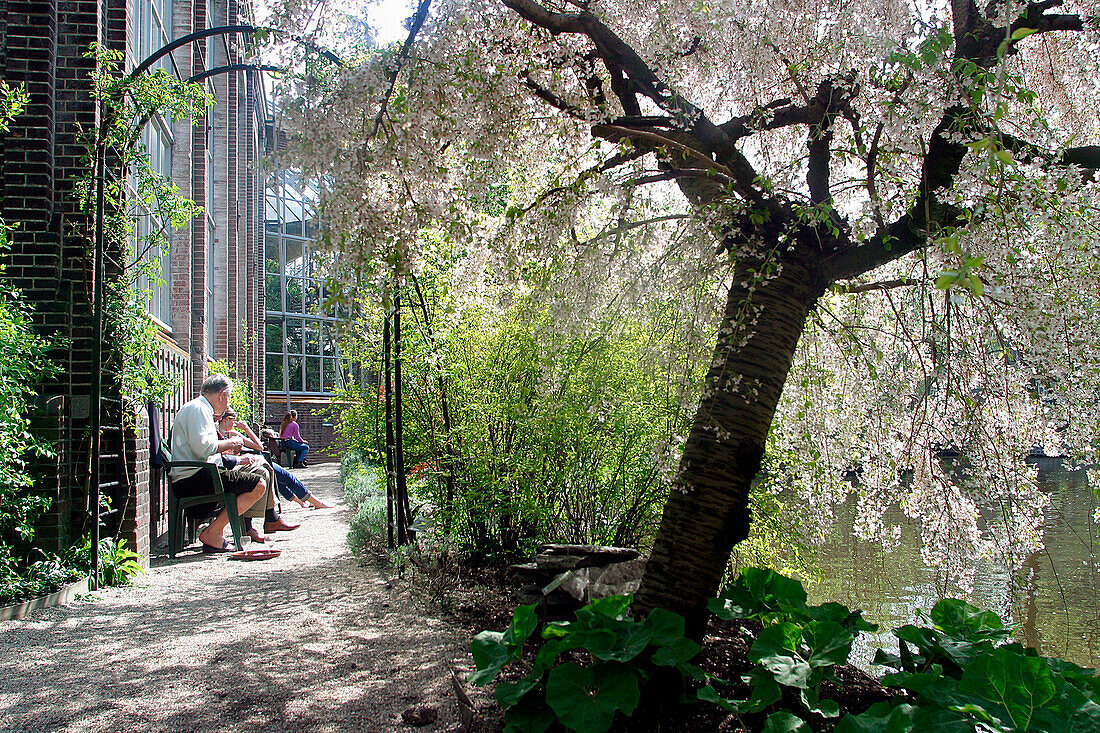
[280,410,310,468]
[219,411,332,509]
[170,374,269,553]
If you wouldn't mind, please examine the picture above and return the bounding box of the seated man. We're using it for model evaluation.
[170,374,272,553]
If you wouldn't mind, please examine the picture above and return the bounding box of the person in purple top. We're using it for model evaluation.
[280,410,310,468]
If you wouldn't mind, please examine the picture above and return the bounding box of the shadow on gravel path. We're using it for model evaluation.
[0,463,466,733]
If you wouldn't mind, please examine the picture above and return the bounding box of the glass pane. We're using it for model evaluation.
[284,238,305,277]
[305,357,321,392]
[322,358,339,392]
[265,234,280,273]
[287,355,303,392]
[265,273,281,308]
[265,354,283,393]
[265,320,283,352]
[305,280,320,313]
[285,318,303,354]
[305,321,320,355]
[321,322,335,356]
[285,277,303,313]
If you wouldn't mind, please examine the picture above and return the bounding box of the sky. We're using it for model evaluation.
[362,0,416,44]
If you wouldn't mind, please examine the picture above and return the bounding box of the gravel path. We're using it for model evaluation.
[0,463,469,733]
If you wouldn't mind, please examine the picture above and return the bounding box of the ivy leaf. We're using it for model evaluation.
[545,662,640,733]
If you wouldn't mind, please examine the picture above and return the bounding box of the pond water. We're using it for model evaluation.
[804,457,1100,670]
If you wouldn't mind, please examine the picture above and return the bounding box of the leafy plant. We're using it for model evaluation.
[470,595,702,733]
[702,568,877,731]
[837,598,1100,732]
[207,358,253,422]
[79,44,211,404]
[63,536,144,588]
[0,550,85,606]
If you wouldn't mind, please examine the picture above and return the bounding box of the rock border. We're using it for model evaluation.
[0,575,91,621]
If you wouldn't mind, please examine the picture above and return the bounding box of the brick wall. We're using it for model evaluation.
[1,0,267,561]
[0,0,128,553]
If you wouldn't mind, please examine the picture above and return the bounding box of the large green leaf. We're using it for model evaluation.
[503,690,556,733]
[803,620,854,668]
[834,702,920,732]
[471,604,539,685]
[956,646,1059,730]
[470,631,512,685]
[742,667,783,713]
[545,662,640,733]
[931,599,1010,644]
[762,710,810,732]
[580,594,633,621]
[800,686,840,718]
[751,623,813,688]
[802,602,879,633]
[643,607,688,646]
[651,636,701,667]
[505,604,539,648]
[495,671,543,708]
[880,664,945,693]
[710,568,808,620]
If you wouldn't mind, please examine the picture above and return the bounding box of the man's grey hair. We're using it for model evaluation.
[201,373,233,396]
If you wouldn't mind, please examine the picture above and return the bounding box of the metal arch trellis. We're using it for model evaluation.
[89,24,342,588]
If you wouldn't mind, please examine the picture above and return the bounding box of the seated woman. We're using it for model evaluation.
[221,411,332,510]
[280,410,310,468]
[216,411,301,542]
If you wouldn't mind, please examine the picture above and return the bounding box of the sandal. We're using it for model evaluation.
[201,540,233,554]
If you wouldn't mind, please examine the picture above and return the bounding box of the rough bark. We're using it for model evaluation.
[634,248,828,637]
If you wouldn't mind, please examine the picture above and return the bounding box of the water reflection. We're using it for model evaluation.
[804,457,1100,670]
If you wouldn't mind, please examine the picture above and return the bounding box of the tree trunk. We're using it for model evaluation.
[634,248,827,639]
[383,308,396,549]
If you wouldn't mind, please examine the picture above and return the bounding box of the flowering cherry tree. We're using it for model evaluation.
[276,0,1100,635]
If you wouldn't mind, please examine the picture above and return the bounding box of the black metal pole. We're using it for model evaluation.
[89,122,106,590]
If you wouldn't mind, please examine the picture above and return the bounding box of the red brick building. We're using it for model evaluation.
[0,0,344,562]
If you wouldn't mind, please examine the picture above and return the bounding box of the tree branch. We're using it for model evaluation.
[832,278,920,294]
[370,0,433,139]
[500,0,763,196]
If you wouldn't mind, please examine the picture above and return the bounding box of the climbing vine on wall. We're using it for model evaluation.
[77,44,213,404]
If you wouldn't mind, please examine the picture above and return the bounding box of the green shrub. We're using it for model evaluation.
[839,599,1100,732]
[0,549,84,606]
[341,453,388,555]
[705,569,1100,732]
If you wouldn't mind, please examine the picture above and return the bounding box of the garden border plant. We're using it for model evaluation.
[470,568,1100,732]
